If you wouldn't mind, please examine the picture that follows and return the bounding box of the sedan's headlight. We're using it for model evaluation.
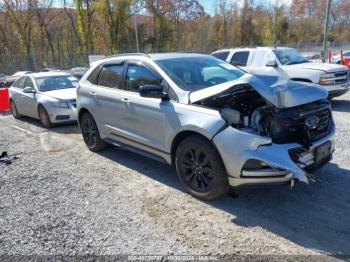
[319,72,335,85]
[51,101,69,108]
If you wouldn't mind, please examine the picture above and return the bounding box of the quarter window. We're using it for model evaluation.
[230,51,249,66]
[125,65,161,92]
[96,64,124,88]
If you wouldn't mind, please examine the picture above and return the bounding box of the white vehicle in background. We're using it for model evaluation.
[9,72,78,128]
[212,47,350,98]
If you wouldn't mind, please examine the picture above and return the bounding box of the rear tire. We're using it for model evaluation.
[175,135,229,200]
[10,100,22,119]
[38,105,52,128]
[80,112,107,152]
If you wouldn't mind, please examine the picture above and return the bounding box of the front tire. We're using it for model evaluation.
[10,100,22,119]
[175,135,229,200]
[38,105,52,128]
[80,112,107,152]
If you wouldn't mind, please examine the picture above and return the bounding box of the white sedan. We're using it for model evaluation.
[9,72,78,128]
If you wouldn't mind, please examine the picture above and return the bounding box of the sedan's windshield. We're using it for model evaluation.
[274,48,309,65]
[155,56,244,91]
[36,75,78,92]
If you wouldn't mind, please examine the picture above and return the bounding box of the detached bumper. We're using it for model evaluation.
[213,125,335,188]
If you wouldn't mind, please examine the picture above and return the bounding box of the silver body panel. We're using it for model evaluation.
[78,53,335,188]
[9,72,77,123]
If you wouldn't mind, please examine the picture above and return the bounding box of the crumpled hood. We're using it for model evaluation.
[287,62,348,73]
[42,88,77,100]
[190,73,328,109]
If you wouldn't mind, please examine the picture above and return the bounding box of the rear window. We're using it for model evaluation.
[212,51,229,61]
[230,51,249,66]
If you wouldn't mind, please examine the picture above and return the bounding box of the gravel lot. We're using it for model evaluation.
[1,93,350,260]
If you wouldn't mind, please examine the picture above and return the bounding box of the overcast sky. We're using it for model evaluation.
[198,0,293,15]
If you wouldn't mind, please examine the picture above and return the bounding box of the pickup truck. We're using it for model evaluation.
[212,47,350,98]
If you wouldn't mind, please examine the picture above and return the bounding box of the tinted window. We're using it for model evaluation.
[212,51,229,61]
[36,75,78,92]
[97,65,124,88]
[24,77,34,89]
[230,51,249,66]
[155,56,244,91]
[125,65,161,92]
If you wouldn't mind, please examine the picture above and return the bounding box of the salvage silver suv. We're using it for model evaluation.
[77,53,335,200]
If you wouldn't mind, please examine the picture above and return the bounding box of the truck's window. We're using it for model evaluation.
[250,51,266,67]
[212,51,229,61]
[230,51,249,66]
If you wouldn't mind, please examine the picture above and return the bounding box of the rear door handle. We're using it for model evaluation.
[89,91,96,96]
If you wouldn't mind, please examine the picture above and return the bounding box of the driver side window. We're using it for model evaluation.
[125,65,161,92]
[24,77,34,89]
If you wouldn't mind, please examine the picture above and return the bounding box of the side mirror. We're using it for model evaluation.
[140,84,168,100]
[23,86,35,93]
[266,59,278,68]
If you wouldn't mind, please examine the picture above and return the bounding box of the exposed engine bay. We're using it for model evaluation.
[195,84,333,147]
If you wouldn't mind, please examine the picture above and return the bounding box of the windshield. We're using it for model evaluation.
[155,56,244,91]
[274,48,309,65]
[36,75,78,92]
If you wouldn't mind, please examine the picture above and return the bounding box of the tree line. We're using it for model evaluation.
[0,0,349,73]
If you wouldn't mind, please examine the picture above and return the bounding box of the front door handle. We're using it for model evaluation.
[89,91,96,96]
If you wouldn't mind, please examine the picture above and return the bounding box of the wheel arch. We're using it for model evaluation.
[78,107,92,125]
[170,130,222,167]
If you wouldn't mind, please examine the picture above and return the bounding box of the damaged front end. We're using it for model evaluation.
[191,74,335,187]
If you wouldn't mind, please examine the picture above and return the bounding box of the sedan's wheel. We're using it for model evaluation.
[38,106,52,128]
[10,100,22,119]
[175,135,229,200]
[80,112,107,152]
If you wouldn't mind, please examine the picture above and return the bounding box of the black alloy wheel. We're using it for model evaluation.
[80,112,107,152]
[175,135,229,200]
[180,147,213,193]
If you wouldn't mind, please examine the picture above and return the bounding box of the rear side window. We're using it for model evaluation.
[96,64,124,88]
[230,51,249,66]
[212,51,229,61]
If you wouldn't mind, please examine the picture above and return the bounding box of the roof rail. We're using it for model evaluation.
[106,53,149,58]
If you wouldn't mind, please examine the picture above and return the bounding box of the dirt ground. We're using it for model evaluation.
[1,93,350,261]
